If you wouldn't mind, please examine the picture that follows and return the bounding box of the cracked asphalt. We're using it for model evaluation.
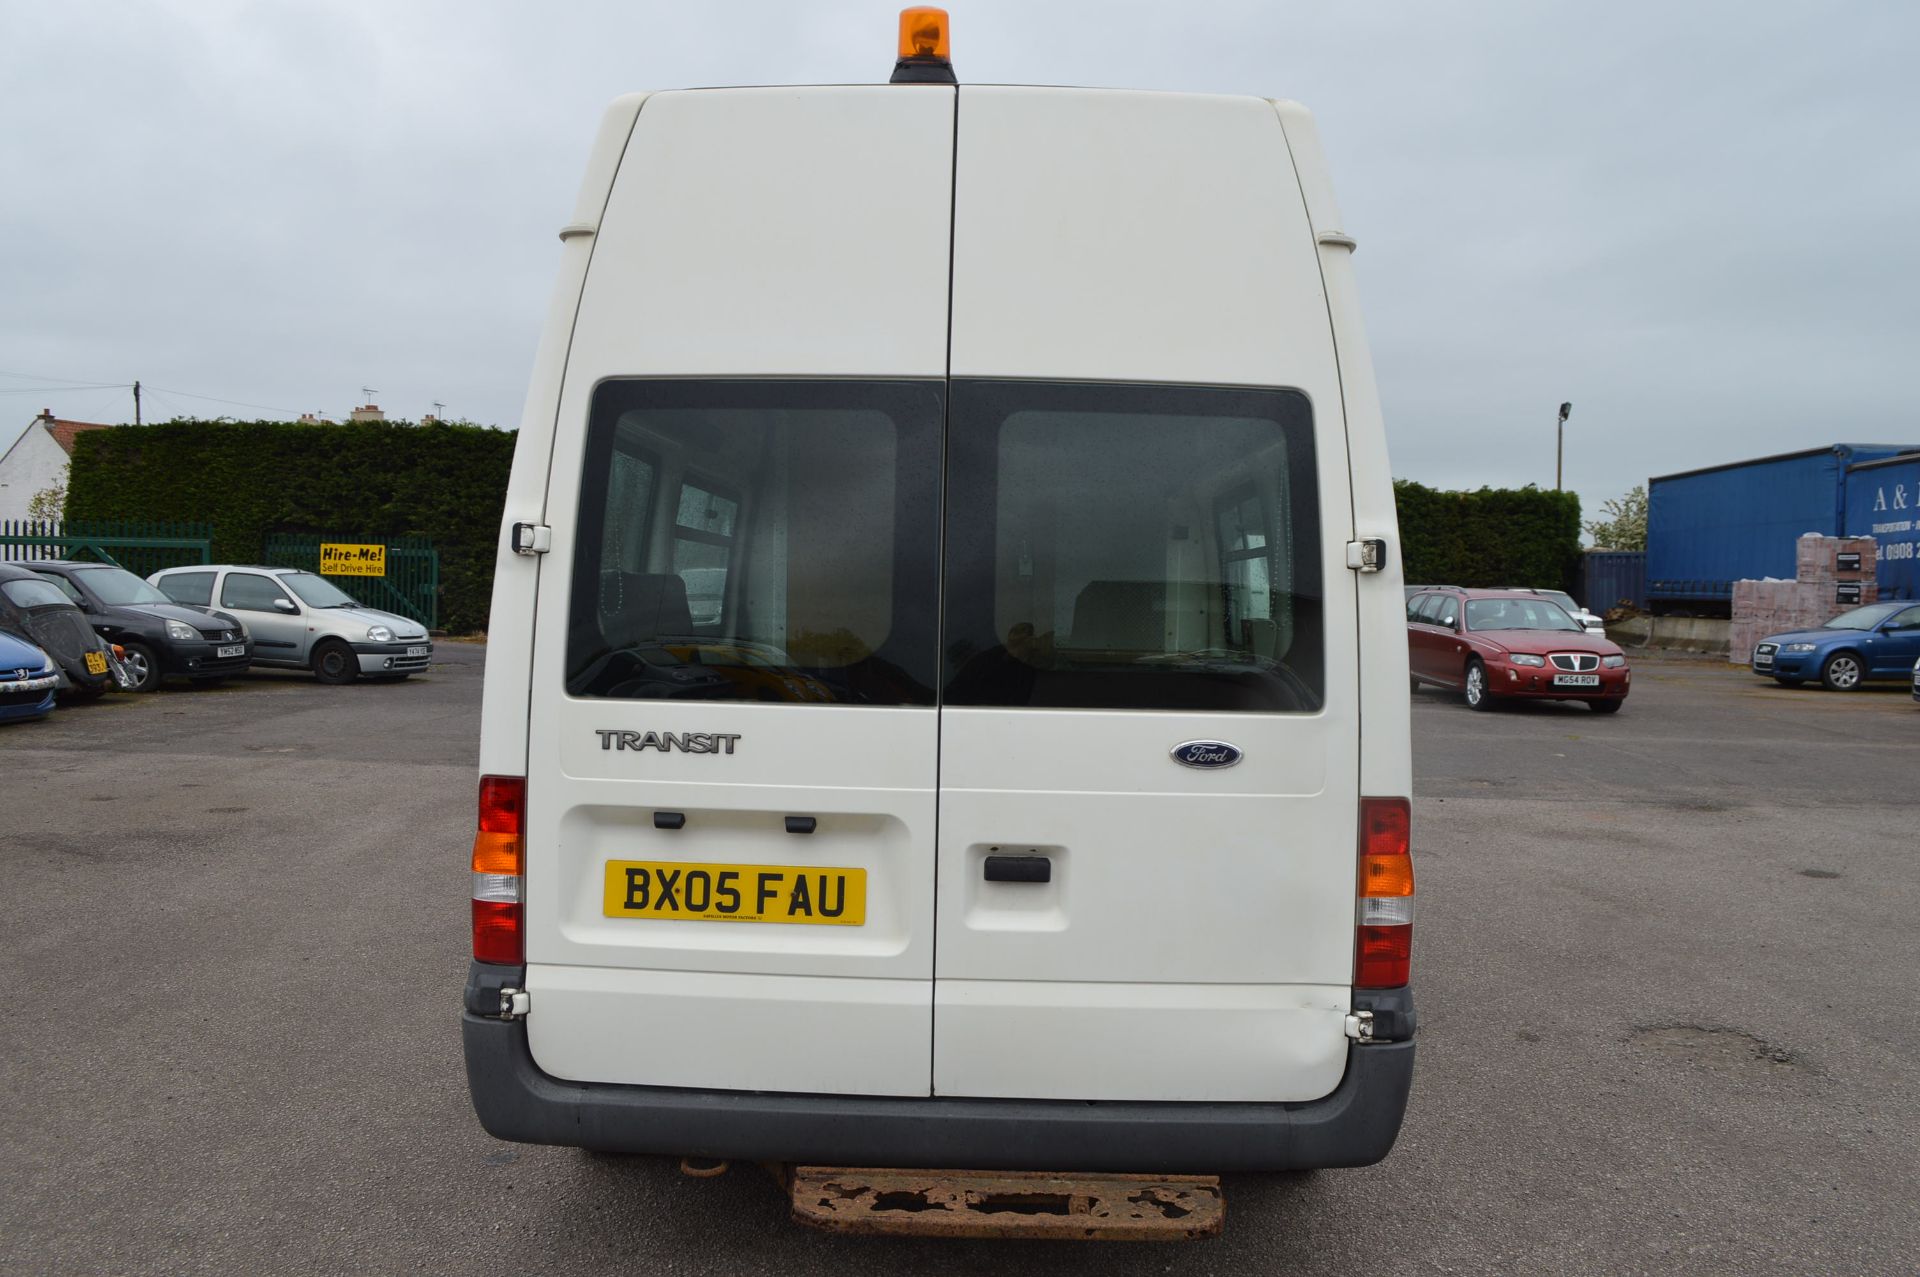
[3,645,1916,1275]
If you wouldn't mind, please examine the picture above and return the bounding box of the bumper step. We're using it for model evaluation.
[789,1166,1223,1241]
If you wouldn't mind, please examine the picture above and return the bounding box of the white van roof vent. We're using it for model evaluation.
[890,6,957,84]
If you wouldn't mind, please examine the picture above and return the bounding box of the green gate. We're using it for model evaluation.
[0,518,214,577]
[262,534,441,630]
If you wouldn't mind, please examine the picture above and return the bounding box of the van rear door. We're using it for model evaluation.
[935,88,1360,1103]
[518,87,955,1098]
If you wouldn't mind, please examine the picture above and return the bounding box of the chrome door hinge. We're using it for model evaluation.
[1346,539,1387,573]
[510,522,551,556]
[1344,1010,1375,1042]
[499,988,531,1020]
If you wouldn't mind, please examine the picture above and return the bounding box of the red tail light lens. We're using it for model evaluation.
[1355,796,1413,989]
[471,776,525,964]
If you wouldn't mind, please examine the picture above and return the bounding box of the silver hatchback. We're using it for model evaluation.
[148,564,433,683]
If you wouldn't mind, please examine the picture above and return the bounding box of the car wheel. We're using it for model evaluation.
[1463,658,1493,711]
[1588,698,1623,714]
[311,639,358,685]
[1774,676,1803,688]
[120,642,161,693]
[1819,651,1864,692]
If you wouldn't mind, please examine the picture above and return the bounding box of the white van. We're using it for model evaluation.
[465,22,1414,1184]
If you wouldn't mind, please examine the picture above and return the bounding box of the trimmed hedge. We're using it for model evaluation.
[1394,480,1582,591]
[66,420,515,633]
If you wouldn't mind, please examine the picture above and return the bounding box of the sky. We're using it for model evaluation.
[3,0,1917,518]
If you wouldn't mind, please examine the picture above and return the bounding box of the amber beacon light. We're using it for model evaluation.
[891,7,956,84]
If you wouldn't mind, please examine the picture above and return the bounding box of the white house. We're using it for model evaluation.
[0,410,114,522]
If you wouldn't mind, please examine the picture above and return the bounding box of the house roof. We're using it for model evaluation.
[38,412,115,455]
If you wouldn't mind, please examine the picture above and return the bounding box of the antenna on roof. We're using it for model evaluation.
[361,386,379,403]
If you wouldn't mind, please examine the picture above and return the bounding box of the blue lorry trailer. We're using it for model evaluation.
[1646,444,1920,614]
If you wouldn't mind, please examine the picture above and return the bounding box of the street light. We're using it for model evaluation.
[1556,402,1573,491]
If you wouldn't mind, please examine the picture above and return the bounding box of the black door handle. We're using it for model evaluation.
[983,855,1051,884]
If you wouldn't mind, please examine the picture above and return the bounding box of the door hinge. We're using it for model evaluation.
[1344,1010,1375,1042]
[510,522,551,556]
[499,988,531,1020]
[1346,539,1387,573]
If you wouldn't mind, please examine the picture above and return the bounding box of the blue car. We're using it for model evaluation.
[0,628,59,723]
[1753,601,1920,690]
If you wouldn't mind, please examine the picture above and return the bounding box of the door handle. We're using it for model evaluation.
[984,855,1051,884]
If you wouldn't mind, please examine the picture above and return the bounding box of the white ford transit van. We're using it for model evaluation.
[465,19,1415,1182]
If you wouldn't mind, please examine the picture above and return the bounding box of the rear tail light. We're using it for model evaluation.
[1355,797,1413,988]
[471,775,525,964]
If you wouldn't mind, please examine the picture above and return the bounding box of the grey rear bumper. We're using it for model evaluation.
[462,996,1415,1174]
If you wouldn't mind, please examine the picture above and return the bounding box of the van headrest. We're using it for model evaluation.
[600,571,695,649]
[1063,579,1206,652]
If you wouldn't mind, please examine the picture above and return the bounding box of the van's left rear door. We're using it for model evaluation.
[518,86,955,1098]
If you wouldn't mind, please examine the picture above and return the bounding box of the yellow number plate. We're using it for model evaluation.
[603,860,866,926]
[84,650,108,675]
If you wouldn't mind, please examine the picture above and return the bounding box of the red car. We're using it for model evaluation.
[1406,587,1630,713]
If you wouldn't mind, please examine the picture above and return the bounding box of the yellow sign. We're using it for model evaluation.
[319,542,386,577]
[603,860,866,926]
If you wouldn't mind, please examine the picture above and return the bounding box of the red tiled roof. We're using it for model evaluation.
[43,417,114,455]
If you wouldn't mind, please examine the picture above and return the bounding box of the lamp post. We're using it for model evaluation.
[1555,402,1573,491]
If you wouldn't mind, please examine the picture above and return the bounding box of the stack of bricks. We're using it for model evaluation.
[1728,535,1878,663]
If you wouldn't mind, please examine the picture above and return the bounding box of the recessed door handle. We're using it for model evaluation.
[984,855,1051,884]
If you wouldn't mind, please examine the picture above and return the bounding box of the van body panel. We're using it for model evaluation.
[563,86,955,380]
[1271,101,1414,801]
[524,966,929,1095]
[950,88,1337,388]
[932,981,1351,1102]
[478,93,651,779]
[519,88,956,1097]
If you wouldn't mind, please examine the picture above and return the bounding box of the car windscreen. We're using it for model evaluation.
[281,572,360,608]
[942,381,1323,712]
[566,379,944,705]
[1822,602,1903,630]
[1465,598,1583,632]
[75,567,173,606]
[2,578,73,610]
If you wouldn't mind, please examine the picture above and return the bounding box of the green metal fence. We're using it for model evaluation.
[0,518,214,577]
[262,534,441,630]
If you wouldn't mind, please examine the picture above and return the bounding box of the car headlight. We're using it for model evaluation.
[1509,653,1546,667]
[1782,642,1818,652]
[1603,655,1626,668]
[366,625,393,643]
[166,620,197,641]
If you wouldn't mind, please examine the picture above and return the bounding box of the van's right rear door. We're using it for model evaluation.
[934,87,1362,1103]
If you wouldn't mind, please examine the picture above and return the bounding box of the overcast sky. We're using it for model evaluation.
[4,1,1917,516]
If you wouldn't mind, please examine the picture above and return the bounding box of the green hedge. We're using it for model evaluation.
[66,420,516,633]
[1394,480,1582,590]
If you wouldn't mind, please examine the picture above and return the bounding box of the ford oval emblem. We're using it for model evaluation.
[1171,740,1243,769]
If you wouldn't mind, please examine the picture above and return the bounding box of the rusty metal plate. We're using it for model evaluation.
[789,1166,1224,1241]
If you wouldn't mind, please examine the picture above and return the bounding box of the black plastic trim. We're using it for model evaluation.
[984,854,1050,883]
[653,811,686,831]
[890,58,957,84]
[784,816,817,835]
[462,1008,1415,1173]
[1353,984,1417,1041]
[465,960,526,1017]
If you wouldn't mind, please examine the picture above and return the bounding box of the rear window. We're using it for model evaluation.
[158,571,215,607]
[2,578,71,610]
[566,379,944,705]
[942,381,1322,712]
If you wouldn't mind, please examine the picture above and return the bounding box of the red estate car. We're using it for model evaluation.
[1406,587,1630,713]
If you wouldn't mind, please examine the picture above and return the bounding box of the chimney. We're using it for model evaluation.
[348,403,386,423]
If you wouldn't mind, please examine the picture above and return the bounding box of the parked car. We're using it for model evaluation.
[149,564,432,683]
[1408,586,1630,712]
[1913,656,1920,704]
[27,560,252,692]
[0,628,59,723]
[1750,601,1920,690]
[0,562,134,698]
[1500,586,1606,633]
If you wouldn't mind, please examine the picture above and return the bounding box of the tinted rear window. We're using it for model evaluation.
[158,572,215,607]
[566,379,943,705]
[942,381,1322,712]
